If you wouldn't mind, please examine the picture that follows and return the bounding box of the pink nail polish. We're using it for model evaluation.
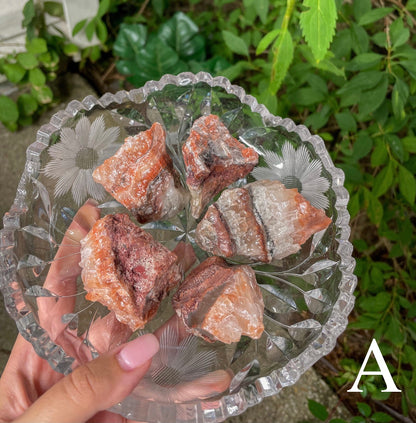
[116,334,159,371]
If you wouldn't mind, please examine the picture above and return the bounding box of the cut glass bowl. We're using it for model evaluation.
[0,72,357,423]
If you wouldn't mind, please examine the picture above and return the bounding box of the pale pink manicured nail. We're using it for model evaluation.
[116,334,159,371]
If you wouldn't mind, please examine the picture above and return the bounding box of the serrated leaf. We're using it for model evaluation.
[358,7,393,25]
[0,96,19,124]
[17,93,38,116]
[373,162,394,198]
[308,399,328,421]
[300,0,337,62]
[399,165,416,204]
[114,24,147,60]
[17,52,38,70]
[270,29,293,94]
[222,30,249,56]
[72,19,87,36]
[158,12,205,62]
[2,63,26,83]
[256,29,279,55]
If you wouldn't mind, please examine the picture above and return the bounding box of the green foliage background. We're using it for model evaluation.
[1,0,415,420]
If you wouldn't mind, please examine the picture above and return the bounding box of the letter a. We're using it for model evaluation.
[347,338,401,393]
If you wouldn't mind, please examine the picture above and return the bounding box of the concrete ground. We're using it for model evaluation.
[0,73,350,422]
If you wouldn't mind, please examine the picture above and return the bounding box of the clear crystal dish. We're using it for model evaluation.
[0,72,356,422]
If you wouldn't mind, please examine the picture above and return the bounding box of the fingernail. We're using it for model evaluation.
[116,334,159,371]
[86,198,99,206]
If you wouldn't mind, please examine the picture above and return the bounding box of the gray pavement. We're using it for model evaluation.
[0,73,350,422]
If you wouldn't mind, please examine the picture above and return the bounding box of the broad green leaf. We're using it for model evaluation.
[254,0,269,25]
[359,292,391,313]
[63,43,79,56]
[348,191,361,217]
[97,0,111,18]
[392,77,408,120]
[402,136,416,153]
[358,74,388,116]
[346,53,383,71]
[158,12,205,62]
[222,30,249,56]
[300,0,337,62]
[85,19,96,41]
[331,28,352,59]
[373,162,394,198]
[352,132,373,160]
[337,71,384,95]
[270,29,293,94]
[386,134,404,162]
[351,23,369,54]
[335,111,356,133]
[26,38,47,54]
[315,58,345,77]
[371,412,394,422]
[390,17,410,49]
[357,402,372,417]
[256,29,279,55]
[17,93,37,116]
[114,24,147,60]
[2,63,26,84]
[399,165,416,204]
[353,0,371,21]
[307,399,328,421]
[0,96,19,124]
[371,138,388,167]
[43,1,64,17]
[288,87,325,106]
[151,0,166,17]
[22,0,35,27]
[220,61,254,82]
[31,85,53,104]
[72,19,87,36]
[29,68,46,86]
[358,7,393,25]
[17,52,38,70]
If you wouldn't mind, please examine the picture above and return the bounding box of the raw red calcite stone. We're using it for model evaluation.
[80,213,182,331]
[182,114,258,218]
[93,122,185,223]
[172,256,264,344]
[196,180,332,262]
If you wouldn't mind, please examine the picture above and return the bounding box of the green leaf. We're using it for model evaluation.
[17,93,38,116]
[85,18,96,41]
[351,417,366,423]
[351,23,369,54]
[352,132,373,160]
[353,0,371,21]
[390,17,410,49]
[399,165,416,204]
[63,43,79,56]
[26,38,47,54]
[31,85,53,104]
[97,0,111,18]
[152,0,166,17]
[402,136,416,153]
[96,19,108,43]
[158,12,205,62]
[373,162,394,198]
[371,138,388,167]
[346,53,383,71]
[359,74,388,116]
[308,399,328,421]
[220,61,254,82]
[371,412,394,422]
[72,19,87,36]
[289,87,325,106]
[43,1,64,17]
[17,52,38,70]
[270,29,293,94]
[300,0,337,62]
[256,29,279,55]
[22,0,35,27]
[222,30,249,56]
[29,68,46,86]
[114,24,147,60]
[2,63,26,84]
[367,191,384,225]
[335,111,357,133]
[254,0,269,25]
[0,96,19,124]
[337,71,384,95]
[386,134,404,162]
[358,7,394,25]
[392,77,409,120]
[357,402,372,417]
[359,292,391,313]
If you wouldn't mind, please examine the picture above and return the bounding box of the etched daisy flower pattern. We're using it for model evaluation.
[252,141,330,209]
[44,116,120,205]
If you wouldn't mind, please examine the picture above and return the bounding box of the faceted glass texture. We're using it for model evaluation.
[0,72,356,423]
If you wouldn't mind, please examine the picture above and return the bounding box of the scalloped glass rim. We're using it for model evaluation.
[0,72,357,422]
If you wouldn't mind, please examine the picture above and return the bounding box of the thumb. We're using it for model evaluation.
[14,334,159,423]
